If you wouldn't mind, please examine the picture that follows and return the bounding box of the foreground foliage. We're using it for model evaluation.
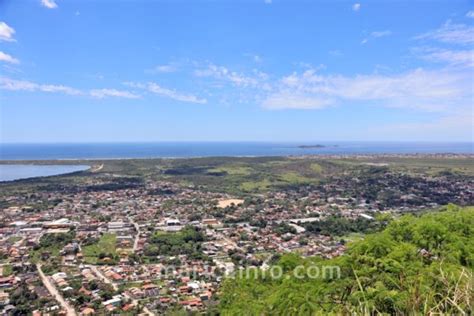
[219,205,473,315]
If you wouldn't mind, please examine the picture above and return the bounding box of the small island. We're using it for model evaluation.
[298,144,326,149]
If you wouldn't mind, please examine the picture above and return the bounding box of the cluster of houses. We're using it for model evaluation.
[0,263,61,315]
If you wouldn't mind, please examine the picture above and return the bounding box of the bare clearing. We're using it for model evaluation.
[218,199,244,208]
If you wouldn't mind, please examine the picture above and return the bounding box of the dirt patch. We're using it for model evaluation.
[218,199,244,208]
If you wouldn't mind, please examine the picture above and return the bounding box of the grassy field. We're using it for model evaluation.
[29,245,61,264]
[310,163,323,173]
[7,236,22,243]
[207,165,253,176]
[1,264,13,276]
[279,172,314,184]
[82,233,117,264]
[240,179,272,192]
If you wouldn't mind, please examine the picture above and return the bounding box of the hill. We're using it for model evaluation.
[219,205,473,315]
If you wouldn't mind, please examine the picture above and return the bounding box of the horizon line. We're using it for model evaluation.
[1,140,473,145]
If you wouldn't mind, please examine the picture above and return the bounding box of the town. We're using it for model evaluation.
[0,155,472,315]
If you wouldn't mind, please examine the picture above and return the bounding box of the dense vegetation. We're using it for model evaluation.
[144,226,205,259]
[219,205,473,315]
[304,215,387,236]
[38,231,75,248]
[9,283,41,315]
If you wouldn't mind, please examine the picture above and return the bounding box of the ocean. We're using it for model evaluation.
[0,142,472,160]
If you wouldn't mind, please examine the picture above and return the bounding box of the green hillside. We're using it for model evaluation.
[219,205,474,315]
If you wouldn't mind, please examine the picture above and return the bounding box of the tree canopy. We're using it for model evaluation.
[219,205,473,315]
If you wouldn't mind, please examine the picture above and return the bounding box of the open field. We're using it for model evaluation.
[82,233,117,264]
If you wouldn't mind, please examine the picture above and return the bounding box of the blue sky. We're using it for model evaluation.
[0,0,473,143]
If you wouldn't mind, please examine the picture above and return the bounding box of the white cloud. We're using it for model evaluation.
[413,21,474,69]
[123,82,146,89]
[0,51,19,64]
[41,0,58,9]
[0,22,15,42]
[90,88,140,99]
[1,64,23,75]
[264,0,272,4]
[40,85,82,95]
[0,78,37,91]
[415,21,474,45]
[371,30,392,38]
[147,82,207,104]
[147,64,177,74]
[194,63,263,88]
[0,77,81,95]
[262,68,471,111]
[262,93,333,110]
[466,10,474,18]
[362,30,392,44]
[124,81,206,104]
[414,47,474,67]
[0,77,140,99]
[352,3,361,11]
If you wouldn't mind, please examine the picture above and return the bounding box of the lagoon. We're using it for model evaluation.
[0,164,90,182]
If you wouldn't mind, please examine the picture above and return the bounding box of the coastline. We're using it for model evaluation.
[0,142,472,161]
[0,152,473,163]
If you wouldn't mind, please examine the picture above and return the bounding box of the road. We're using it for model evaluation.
[37,264,77,316]
[88,265,118,291]
[129,217,141,252]
[90,164,104,172]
